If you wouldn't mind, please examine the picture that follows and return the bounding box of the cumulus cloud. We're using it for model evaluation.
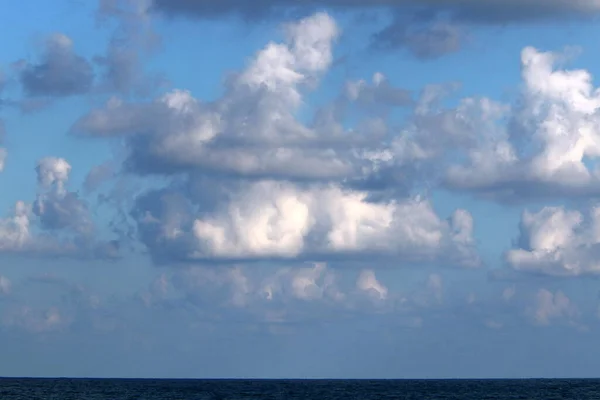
[505,205,600,277]
[17,33,94,97]
[71,11,450,196]
[133,181,478,267]
[445,47,600,201]
[0,158,119,259]
[68,12,600,282]
[68,12,485,268]
[33,158,93,234]
[72,13,365,180]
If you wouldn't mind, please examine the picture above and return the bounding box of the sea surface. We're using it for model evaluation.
[1,378,599,399]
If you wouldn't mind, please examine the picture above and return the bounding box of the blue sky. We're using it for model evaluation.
[3,0,600,379]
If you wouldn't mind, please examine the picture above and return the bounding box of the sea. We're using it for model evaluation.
[1,378,598,399]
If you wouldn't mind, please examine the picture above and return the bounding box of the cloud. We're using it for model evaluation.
[528,289,579,326]
[505,205,600,277]
[138,261,455,324]
[95,0,163,94]
[345,72,413,108]
[33,158,93,234]
[133,181,478,266]
[371,19,464,59]
[151,0,600,59]
[83,162,116,194]
[69,12,483,268]
[17,34,94,97]
[72,13,376,181]
[150,0,600,23]
[444,47,600,201]
[356,270,388,301]
[72,12,423,196]
[0,157,119,259]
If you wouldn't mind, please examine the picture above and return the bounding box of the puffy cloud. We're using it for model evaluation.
[17,34,94,97]
[72,13,362,181]
[33,158,93,234]
[505,205,600,277]
[133,181,479,266]
[445,47,600,201]
[0,158,119,259]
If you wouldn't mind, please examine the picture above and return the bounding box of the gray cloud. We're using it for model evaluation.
[95,0,163,95]
[371,20,463,59]
[151,0,600,22]
[84,162,116,194]
[151,0,599,59]
[18,34,94,97]
[71,15,383,182]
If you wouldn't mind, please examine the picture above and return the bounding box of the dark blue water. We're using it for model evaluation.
[1,378,599,399]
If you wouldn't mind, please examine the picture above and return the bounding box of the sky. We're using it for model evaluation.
[3,0,600,379]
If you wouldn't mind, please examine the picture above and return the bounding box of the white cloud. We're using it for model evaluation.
[446,47,600,200]
[181,181,479,265]
[0,201,33,252]
[506,205,600,277]
[72,13,356,181]
[36,157,71,191]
